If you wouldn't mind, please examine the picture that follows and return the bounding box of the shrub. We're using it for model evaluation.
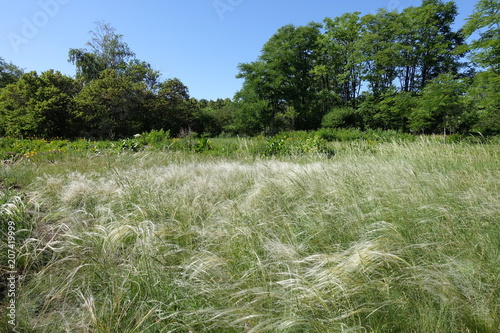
[139,129,170,147]
[322,107,362,129]
[315,128,367,141]
[193,137,212,153]
[115,138,143,152]
[258,133,334,157]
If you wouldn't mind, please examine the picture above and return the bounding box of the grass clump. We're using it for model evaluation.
[1,138,499,332]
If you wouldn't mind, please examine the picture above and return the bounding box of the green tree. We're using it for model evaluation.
[236,23,323,132]
[319,13,365,107]
[150,78,193,135]
[321,107,362,129]
[410,73,467,134]
[0,58,23,88]
[235,61,276,133]
[196,98,237,137]
[0,70,80,137]
[374,91,417,131]
[396,0,465,92]
[124,59,160,91]
[69,21,135,82]
[68,22,162,138]
[463,0,500,72]
[68,21,159,88]
[74,69,151,138]
[361,10,400,97]
[233,82,270,135]
[68,49,104,82]
[466,70,500,133]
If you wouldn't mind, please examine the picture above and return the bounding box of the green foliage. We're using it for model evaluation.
[149,78,194,136]
[0,70,80,138]
[233,85,270,135]
[0,57,23,88]
[68,21,136,82]
[395,0,465,92]
[116,137,143,152]
[74,69,152,138]
[320,12,365,105]
[256,132,333,157]
[314,127,416,142]
[193,137,212,153]
[361,10,400,96]
[236,23,325,133]
[0,137,141,163]
[466,70,500,134]
[138,129,170,147]
[462,0,500,72]
[196,98,238,137]
[410,73,468,134]
[0,4,495,141]
[373,92,417,131]
[235,0,466,133]
[321,107,362,129]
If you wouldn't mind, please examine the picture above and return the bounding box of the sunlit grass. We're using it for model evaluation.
[1,138,499,332]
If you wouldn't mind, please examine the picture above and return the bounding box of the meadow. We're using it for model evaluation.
[1,132,499,332]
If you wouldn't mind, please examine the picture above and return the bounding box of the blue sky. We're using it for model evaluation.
[1,0,477,100]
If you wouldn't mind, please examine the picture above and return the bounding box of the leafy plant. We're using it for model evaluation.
[116,138,143,152]
[139,129,170,147]
[193,137,212,153]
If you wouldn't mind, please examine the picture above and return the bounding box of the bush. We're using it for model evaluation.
[257,132,334,157]
[116,138,143,152]
[139,129,170,147]
[193,138,212,153]
[314,128,415,142]
[322,107,362,129]
[315,128,367,141]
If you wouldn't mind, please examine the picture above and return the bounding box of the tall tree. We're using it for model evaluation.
[235,61,276,133]
[466,71,500,133]
[85,21,136,70]
[237,24,323,132]
[233,78,271,135]
[67,22,161,138]
[68,21,159,86]
[319,13,365,106]
[374,91,417,131]
[0,58,23,88]
[410,73,467,134]
[74,69,152,138]
[150,78,194,135]
[463,0,500,72]
[396,0,465,92]
[124,59,160,91]
[361,10,400,97]
[69,21,136,82]
[0,70,80,137]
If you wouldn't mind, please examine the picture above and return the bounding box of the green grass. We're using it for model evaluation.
[1,137,499,332]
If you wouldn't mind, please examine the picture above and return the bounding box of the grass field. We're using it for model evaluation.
[1,136,499,332]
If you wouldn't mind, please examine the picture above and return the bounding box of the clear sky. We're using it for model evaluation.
[1,0,477,100]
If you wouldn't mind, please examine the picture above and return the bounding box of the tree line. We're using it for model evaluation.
[1,0,499,139]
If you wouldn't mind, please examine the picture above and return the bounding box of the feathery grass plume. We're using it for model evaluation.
[4,139,499,332]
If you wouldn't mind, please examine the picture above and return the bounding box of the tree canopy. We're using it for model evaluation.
[1,1,499,139]
[463,0,500,72]
[0,57,23,88]
[235,0,479,134]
